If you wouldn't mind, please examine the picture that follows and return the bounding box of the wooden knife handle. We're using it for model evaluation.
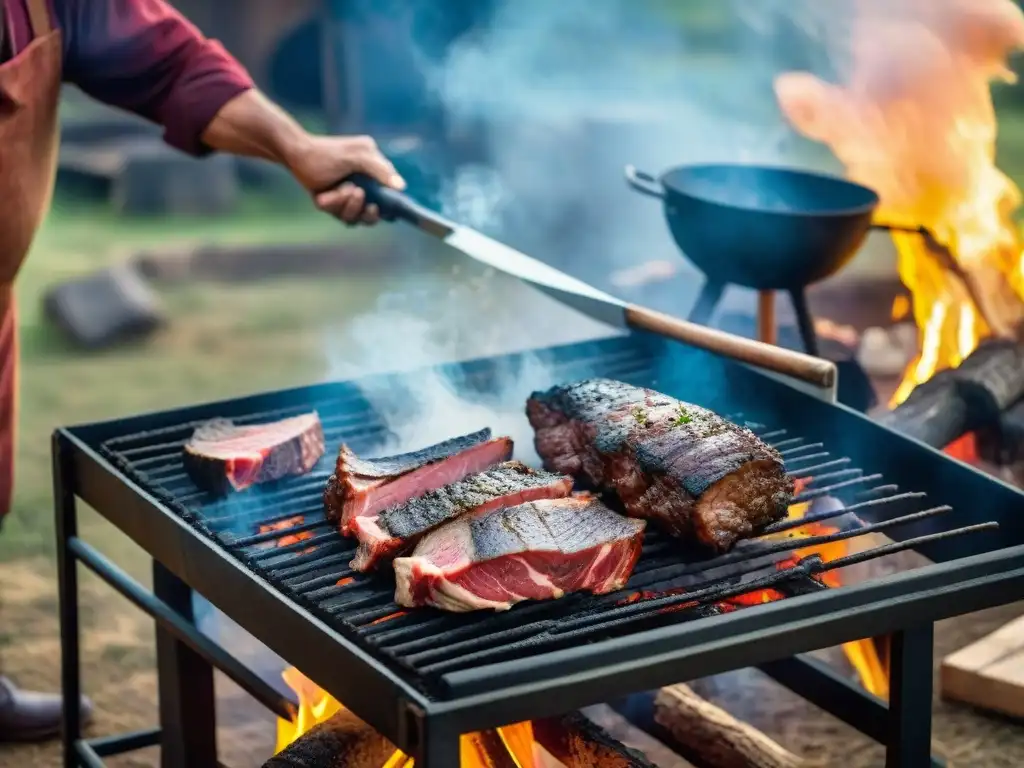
[625,304,836,390]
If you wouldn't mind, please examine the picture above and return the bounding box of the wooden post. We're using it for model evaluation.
[758,290,777,345]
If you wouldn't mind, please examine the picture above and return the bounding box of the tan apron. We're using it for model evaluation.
[0,0,62,521]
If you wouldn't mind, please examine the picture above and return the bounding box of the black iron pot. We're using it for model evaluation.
[624,163,909,291]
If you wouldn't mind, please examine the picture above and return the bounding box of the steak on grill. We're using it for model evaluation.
[183,413,325,494]
[323,429,514,534]
[394,494,645,612]
[527,378,793,551]
[349,461,573,572]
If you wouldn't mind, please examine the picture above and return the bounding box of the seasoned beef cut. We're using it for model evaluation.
[183,413,325,494]
[394,494,645,612]
[527,378,793,551]
[349,461,573,572]
[323,429,513,534]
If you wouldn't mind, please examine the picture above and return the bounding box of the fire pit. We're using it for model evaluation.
[53,330,1024,766]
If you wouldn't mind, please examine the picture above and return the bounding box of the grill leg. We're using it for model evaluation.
[789,288,820,357]
[153,562,217,768]
[408,714,461,768]
[413,733,462,767]
[886,624,934,768]
[687,280,726,326]
[54,436,81,768]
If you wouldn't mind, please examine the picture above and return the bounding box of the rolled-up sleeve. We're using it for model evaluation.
[59,0,254,156]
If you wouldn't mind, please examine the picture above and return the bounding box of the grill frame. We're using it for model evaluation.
[55,333,1024,766]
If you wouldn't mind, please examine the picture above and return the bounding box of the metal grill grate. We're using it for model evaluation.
[97,340,996,698]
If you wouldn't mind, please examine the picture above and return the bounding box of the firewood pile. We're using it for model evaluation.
[263,685,813,768]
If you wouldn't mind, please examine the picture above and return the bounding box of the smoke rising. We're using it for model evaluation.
[422,0,831,289]
[323,264,612,463]
[321,0,851,461]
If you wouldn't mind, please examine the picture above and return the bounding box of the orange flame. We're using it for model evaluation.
[275,668,537,766]
[775,0,1024,405]
[729,478,890,697]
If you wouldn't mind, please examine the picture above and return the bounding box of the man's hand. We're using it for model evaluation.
[200,91,406,226]
[287,134,407,226]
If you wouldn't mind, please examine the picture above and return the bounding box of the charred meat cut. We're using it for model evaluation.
[527,379,792,551]
[183,413,325,494]
[349,461,573,572]
[324,429,513,534]
[394,494,645,612]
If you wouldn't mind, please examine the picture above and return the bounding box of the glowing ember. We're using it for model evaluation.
[258,516,315,552]
[944,432,980,463]
[775,0,1024,406]
[891,295,912,322]
[723,589,786,607]
[275,668,537,766]
[369,611,407,626]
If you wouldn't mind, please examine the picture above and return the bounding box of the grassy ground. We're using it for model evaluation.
[2,192,394,562]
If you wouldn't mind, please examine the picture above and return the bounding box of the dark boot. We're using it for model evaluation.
[0,676,94,742]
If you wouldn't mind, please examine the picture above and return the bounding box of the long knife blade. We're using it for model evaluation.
[347,175,836,393]
[443,225,630,330]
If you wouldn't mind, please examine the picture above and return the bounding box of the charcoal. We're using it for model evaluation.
[42,264,165,349]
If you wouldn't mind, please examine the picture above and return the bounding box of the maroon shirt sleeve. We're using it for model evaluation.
[55,0,254,156]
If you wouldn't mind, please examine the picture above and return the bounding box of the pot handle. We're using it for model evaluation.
[624,165,665,200]
[871,223,928,236]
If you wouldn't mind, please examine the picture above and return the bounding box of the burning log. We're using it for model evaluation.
[261,708,396,768]
[977,397,1024,474]
[878,339,1024,448]
[654,684,808,768]
[877,375,971,448]
[532,711,662,768]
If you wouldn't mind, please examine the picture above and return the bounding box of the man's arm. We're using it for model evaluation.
[199,89,406,223]
[60,0,403,223]
[60,0,252,157]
